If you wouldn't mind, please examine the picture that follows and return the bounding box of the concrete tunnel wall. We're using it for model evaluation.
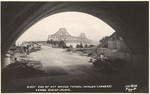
[1,2,148,68]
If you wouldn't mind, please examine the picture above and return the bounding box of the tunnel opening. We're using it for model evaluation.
[4,11,121,76]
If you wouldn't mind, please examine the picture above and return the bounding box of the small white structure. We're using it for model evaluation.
[4,54,11,67]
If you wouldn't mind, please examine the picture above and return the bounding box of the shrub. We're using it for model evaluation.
[2,61,46,79]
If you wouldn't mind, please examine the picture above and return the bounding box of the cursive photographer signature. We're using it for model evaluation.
[125,84,137,92]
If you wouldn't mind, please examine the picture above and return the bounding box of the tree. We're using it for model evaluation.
[49,39,54,44]
[10,42,16,52]
[12,42,16,47]
[46,40,50,44]
[89,44,94,47]
[79,43,83,48]
[53,41,58,45]
[58,40,66,47]
[99,36,109,43]
[84,44,88,48]
[47,39,54,44]
[70,45,73,48]
[76,44,80,48]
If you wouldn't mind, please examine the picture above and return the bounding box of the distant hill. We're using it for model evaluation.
[47,28,98,44]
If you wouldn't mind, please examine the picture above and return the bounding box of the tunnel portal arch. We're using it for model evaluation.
[2,2,148,67]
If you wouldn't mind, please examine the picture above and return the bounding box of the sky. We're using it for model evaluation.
[16,12,115,45]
